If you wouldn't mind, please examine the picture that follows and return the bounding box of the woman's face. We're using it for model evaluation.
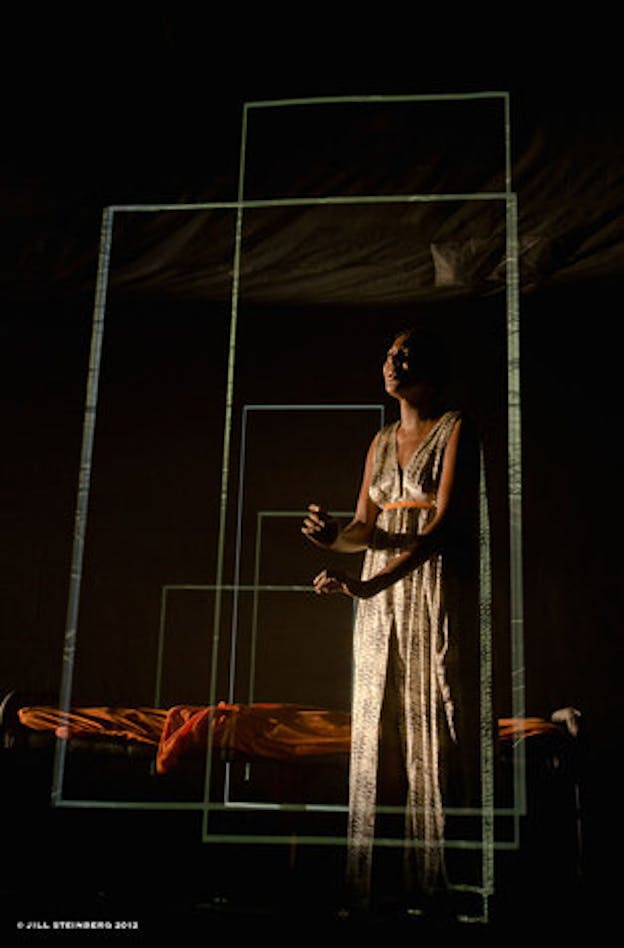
[383,334,414,396]
[383,333,434,403]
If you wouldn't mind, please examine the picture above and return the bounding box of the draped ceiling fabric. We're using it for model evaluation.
[2,91,623,308]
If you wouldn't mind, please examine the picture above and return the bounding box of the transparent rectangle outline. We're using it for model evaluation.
[51,95,522,921]
[244,505,362,706]
[228,404,386,708]
[55,211,523,796]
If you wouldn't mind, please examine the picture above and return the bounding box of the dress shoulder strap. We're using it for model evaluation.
[369,421,398,485]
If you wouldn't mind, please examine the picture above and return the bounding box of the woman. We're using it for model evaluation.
[302,326,479,914]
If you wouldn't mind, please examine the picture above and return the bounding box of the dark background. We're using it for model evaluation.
[1,13,623,933]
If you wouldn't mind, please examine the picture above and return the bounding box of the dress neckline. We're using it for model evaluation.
[392,412,449,474]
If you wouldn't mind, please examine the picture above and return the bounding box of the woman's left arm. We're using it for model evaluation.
[314,418,462,599]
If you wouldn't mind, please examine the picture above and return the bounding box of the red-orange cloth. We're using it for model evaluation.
[16,705,568,773]
[17,706,168,745]
[155,703,352,774]
[497,717,565,741]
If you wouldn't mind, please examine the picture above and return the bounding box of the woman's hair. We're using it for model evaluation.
[389,323,450,394]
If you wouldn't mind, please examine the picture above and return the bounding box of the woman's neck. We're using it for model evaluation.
[398,397,441,433]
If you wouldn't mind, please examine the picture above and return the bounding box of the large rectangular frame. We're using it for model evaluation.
[51,93,523,925]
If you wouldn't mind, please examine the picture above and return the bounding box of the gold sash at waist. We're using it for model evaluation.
[382,500,435,511]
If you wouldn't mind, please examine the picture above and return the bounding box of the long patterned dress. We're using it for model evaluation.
[346,410,463,909]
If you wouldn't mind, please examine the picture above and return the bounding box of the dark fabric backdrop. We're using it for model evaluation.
[1,14,622,925]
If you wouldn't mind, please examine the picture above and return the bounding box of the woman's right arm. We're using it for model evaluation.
[301,433,380,553]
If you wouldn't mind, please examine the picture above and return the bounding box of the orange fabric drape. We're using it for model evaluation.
[155,703,352,774]
[17,706,168,745]
[497,717,564,741]
[16,705,569,774]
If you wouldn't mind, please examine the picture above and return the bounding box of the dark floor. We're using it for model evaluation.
[0,735,615,942]
[0,806,609,944]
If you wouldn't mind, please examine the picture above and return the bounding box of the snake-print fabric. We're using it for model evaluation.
[346,411,462,908]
